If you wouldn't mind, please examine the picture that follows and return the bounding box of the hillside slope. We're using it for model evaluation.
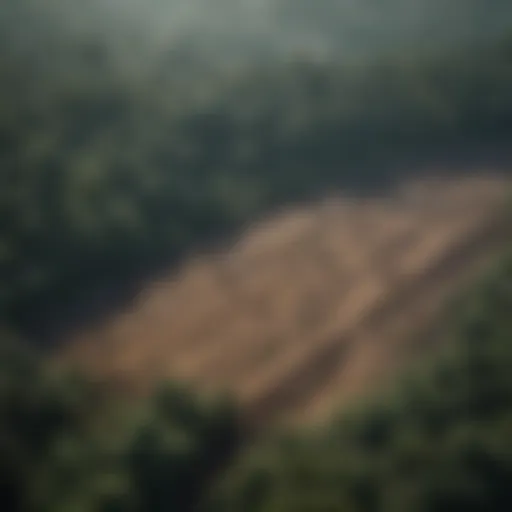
[210,231,512,512]
[58,174,512,426]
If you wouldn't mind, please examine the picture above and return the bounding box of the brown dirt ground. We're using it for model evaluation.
[56,173,512,427]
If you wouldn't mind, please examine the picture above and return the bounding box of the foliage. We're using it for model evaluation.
[0,337,242,512]
[2,25,512,336]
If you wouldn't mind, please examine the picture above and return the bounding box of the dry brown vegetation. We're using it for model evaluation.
[57,174,512,426]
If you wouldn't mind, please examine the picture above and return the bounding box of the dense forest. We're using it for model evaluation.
[0,331,242,511]
[1,1,512,338]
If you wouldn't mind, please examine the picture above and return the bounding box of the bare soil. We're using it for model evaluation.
[56,173,512,426]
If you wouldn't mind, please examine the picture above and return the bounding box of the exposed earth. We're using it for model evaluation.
[57,173,512,427]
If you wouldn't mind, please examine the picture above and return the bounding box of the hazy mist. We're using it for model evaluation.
[3,0,512,68]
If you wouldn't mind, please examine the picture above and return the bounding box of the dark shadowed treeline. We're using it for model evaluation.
[2,27,512,338]
[0,333,242,512]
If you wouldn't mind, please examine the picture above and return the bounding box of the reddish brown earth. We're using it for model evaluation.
[57,174,512,427]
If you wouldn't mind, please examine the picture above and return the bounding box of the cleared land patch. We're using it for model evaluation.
[57,174,512,426]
